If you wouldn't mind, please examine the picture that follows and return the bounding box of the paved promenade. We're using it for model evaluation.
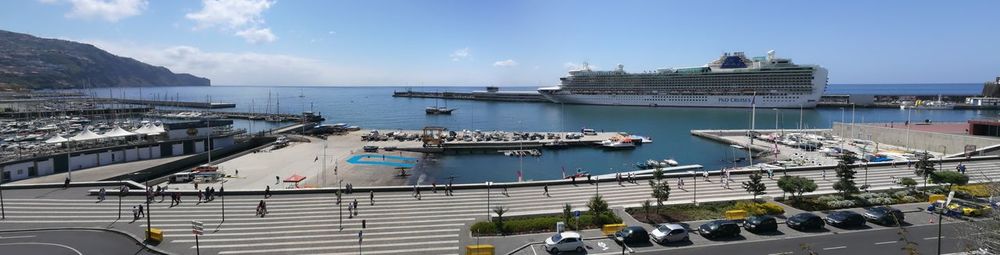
[0,158,997,254]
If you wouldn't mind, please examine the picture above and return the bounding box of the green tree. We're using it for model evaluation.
[649,180,671,209]
[777,175,818,201]
[742,172,767,200]
[641,200,653,223]
[562,203,573,227]
[833,160,859,198]
[900,177,918,192]
[914,153,936,187]
[929,171,970,189]
[492,205,509,235]
[648,167,670,209]
[587,194,609,215]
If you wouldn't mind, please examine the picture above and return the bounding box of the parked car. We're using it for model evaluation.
[864,206,905,226]
[649,223,689,243]
[543,231,585,254]
[614,226,650,245]
[787,213,825,231]
[698,220,741,239]
[743,215,779,233]
[825,211,866,228]
[948,201,993,217]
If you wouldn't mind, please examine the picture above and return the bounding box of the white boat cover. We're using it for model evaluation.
[69,128,105,141]
[45,135,69,144]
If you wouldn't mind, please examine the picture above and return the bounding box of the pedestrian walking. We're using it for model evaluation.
[256,200,267,217]
[822,169,827,180]
[370,190,374,206]
[362,219,366,229]
[353,199,359,215]
[235,169,239,176]
[416,186,421,200]
[132,206,139,221]
[677,178,684,189]
[348,205,354,218]
[219,186,224,197]
[703,171,709,181]
[503,186,509,197]
[138,204,145,218]
[543,184,549,196]
[432,182,437,193]
[160,186,167,202]
[767,168,774,179]
[276,176,280,184]
[571,175,576,185]
[412,184,418,197]
[64,177,70,189]
[98,188,106,202]
[265,185,271,198]
[197,190,203,203]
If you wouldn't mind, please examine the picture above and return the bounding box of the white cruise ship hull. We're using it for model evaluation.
[539,93,821,108]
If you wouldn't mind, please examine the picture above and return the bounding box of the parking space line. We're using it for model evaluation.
[874,241,898,245]
[767,252,793,255]
[924,236,943,240]
[822,246,847,250]
[531,244,537,255]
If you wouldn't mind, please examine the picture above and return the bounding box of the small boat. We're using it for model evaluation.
[564,169,590,179]
[600,137,635,149]
[543,140,568,148]
[663,158,679,166]
[628,135,653,144]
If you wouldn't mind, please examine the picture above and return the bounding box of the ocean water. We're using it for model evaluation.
[75,85,999,184]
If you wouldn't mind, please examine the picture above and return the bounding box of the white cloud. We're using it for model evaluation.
[186,0,277,43]
[85,40,384,85]
[450,47,470,61]
[493,59,518,67]
[328,31,336,35]
[235,27,277,44]
[42,0,148,22]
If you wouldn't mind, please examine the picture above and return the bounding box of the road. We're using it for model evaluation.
[0,158,996,254]
[0,229,158,255]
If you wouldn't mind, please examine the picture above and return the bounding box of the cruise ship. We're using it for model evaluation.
[538,51,828,108]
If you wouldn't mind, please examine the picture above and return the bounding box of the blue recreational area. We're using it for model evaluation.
[346,154,418,168]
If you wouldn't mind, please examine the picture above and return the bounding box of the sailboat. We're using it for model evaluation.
[426,98,455,114]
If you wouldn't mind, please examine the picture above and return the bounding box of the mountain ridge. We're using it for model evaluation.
[0,29,209,89]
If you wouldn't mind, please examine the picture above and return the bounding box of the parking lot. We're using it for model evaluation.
[506,202,979,255]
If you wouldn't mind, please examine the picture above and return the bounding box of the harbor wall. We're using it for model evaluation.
[107,135,276,183]
[832,122,1000,155]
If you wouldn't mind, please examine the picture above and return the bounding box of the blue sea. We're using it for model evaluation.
[73,84,997,184]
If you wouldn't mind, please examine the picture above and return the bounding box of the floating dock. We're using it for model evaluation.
[392,90,548,102]
[105,98,236,109]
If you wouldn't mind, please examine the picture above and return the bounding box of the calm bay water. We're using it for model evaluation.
[81,84,999,184]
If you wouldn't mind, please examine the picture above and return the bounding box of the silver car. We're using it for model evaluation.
[649,223,689,243]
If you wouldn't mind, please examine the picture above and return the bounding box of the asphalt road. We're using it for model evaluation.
[633,222,969,255]
[0,229,158,255]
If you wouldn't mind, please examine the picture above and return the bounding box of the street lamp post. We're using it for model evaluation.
[595,176,600,197]
[145,181,152,240]
[486,182,492,222]
[1,174,5,219]
[339,179,343,230]
[692,172,698,205]
[117,177,122,220]
[940,145,946,169]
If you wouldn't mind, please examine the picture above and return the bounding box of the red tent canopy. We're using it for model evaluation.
[283,174,307,183]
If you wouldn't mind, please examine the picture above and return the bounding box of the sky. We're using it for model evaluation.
[1,0,999,86]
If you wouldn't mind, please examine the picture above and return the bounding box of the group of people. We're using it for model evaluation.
[615,172,637,185]
[198,186,222,203]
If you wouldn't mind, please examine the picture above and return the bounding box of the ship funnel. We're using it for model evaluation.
[767,50,776,60]
[616,64,624,72]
